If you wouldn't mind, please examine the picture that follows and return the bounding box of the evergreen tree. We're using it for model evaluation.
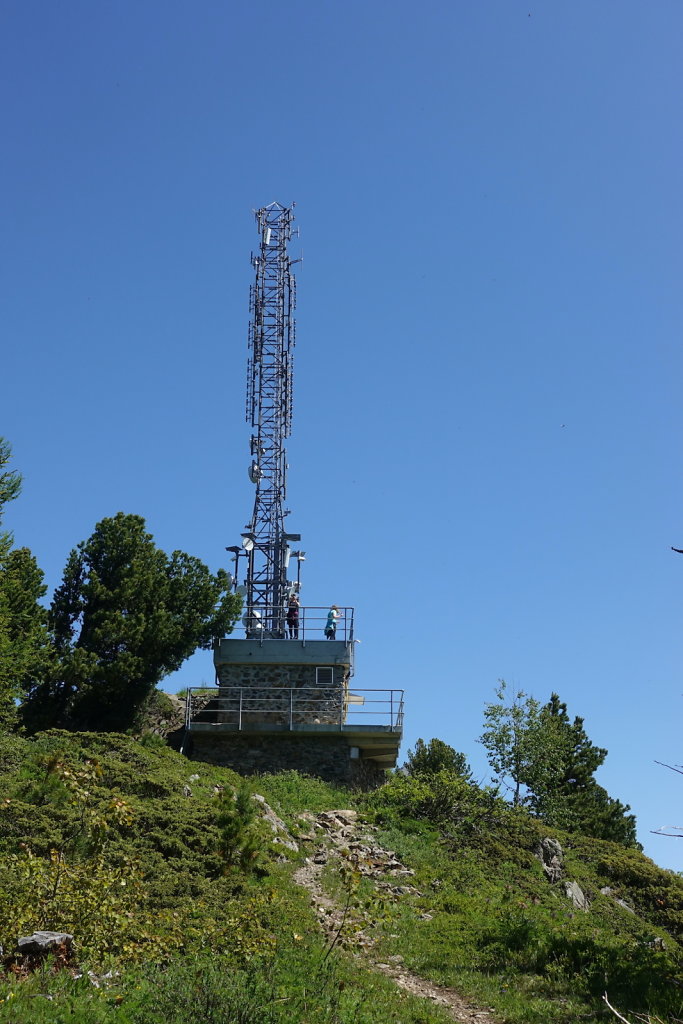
[530,694,639,847]
[0,548,52,727]
[0,437,22,557]
[0,440,52,728]
[22,512,241,733]
[405,737,472,780]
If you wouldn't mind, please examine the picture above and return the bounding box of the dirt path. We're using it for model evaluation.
[291,810,501,1024]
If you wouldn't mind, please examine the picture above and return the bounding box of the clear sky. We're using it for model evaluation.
[3,1,682,869]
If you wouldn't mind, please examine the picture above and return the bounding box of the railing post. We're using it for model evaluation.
[289,688,293,730]
[390,690,394,728]
[239,688,243,731]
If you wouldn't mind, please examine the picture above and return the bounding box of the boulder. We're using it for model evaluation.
[17,931,73,956]
[564,880,590,911]
[534,837,564,882]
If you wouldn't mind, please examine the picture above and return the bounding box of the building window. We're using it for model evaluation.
[316,667,334,686]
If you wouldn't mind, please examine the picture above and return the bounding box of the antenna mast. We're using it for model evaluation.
[240,202,299,637]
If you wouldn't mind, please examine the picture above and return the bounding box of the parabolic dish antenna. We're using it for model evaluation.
[242,608,262,626]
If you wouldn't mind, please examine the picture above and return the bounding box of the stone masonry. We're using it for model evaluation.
[188,732,386,790]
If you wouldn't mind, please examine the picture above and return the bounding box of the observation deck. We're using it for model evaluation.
[184,686,404,769]
[184,606,404,785]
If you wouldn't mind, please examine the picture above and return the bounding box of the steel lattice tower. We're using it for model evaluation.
[239,202,299,637]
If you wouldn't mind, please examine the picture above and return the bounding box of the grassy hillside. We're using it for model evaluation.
[0,731,682,1023]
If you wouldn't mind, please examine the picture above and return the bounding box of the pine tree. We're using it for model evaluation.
[530,693,638,847]
[22,512,241,732]
[405,737,472,780]
[0,439,51,728]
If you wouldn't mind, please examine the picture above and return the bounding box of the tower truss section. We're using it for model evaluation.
[241,202,299,637]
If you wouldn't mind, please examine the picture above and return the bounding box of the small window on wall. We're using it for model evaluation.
[316,667,334,686]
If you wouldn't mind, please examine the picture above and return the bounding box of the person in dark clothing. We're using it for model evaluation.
[287,594,300,639]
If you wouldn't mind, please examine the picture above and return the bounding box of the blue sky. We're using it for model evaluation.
[3,1,683,869]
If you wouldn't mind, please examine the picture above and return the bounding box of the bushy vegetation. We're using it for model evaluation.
[0,733,454,1023]
[362,768,683,1022]
[1,733,682,1023]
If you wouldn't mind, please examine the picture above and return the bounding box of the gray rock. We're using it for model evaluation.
[253,793,299,852]
[600,886,635,913]
[564,880,590,911]
[17,931,73,955]
[534,838,564,882]
[318,809,358,828]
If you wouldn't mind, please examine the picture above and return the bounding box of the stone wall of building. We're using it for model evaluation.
[188,733,386,791]
[211,664,351,727]
[215,664,348,688]
[213,686,344,727]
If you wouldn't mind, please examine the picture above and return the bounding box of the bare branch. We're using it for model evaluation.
[651,826,683,838]
[603,993,634,1023]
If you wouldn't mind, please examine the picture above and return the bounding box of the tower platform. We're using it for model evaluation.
[183,628,404,788]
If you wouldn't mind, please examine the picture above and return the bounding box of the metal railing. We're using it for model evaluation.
[185,686,404,732]
[236,605,354,643]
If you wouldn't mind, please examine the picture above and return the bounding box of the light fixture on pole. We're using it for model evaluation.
[225,546,246,591]
[290,550,306,590]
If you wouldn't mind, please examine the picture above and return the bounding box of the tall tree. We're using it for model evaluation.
[22,512,241,732]
[0,437,22,558]
[0,548,52,727]
[479,681,563,806]
[480,683,639,847]
[531,694,638,846]
[0,440,51,728]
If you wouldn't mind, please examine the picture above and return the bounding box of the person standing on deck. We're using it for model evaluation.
[286,594,300,639]
[325,605,340,639]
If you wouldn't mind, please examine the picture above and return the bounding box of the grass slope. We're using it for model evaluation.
[0,731,681,1023]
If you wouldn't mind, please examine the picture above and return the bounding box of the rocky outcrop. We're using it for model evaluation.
[564,880,590,911]
[293,809,500,1022]
[535,838,591,910]
[138,691,185,737]
[253,793,299,852]
[534,837,564,882]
